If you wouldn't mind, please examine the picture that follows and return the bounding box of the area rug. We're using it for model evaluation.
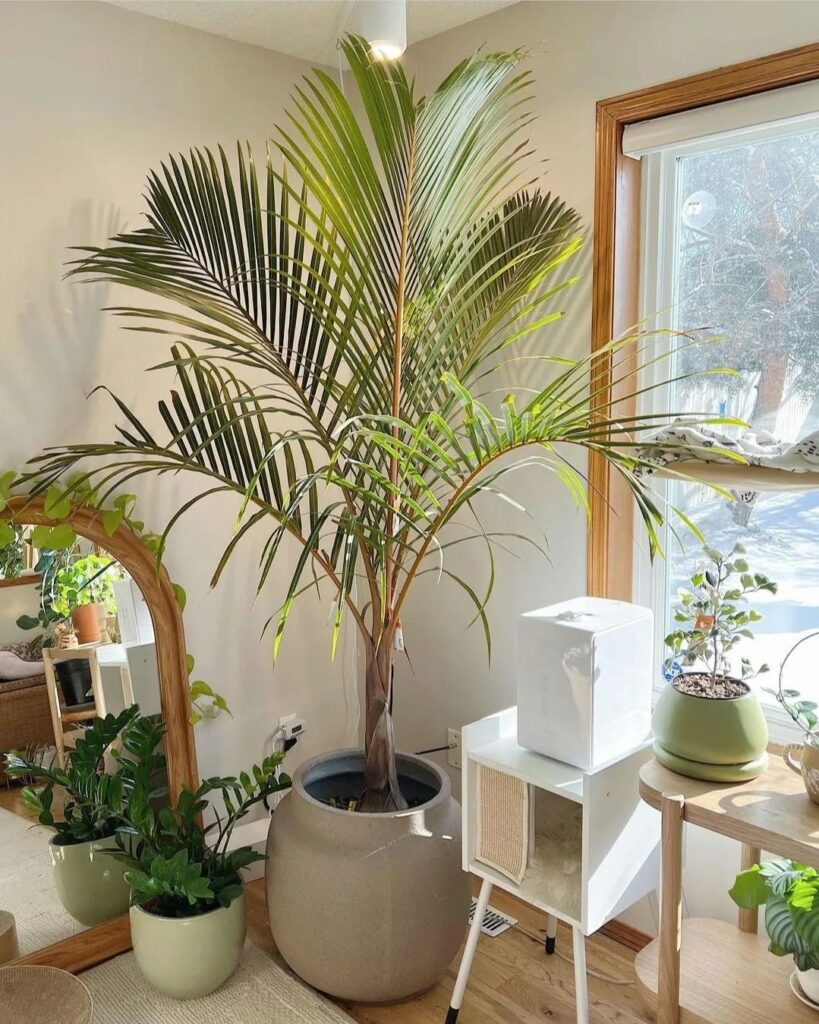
[83,944,355,1023]
[0,805,83,953]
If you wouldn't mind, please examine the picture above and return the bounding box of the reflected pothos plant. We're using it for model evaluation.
[0,472,227,724]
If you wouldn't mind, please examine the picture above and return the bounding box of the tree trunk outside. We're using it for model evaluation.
[358,633,407,812]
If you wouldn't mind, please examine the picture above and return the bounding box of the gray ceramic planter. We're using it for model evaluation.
[266,749,469,1003]
[130,892,246,1000]
[50,834,130,927]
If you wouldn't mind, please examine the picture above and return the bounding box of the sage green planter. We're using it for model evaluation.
[129,891,246,1000]
[50,835,130,927]
[652,674,769,782]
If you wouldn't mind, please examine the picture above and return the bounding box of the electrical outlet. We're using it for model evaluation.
[447,728,462,769]
[278,714,307,741]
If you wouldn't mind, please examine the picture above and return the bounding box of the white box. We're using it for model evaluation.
[516,597,653,771]
[113,578,155,645]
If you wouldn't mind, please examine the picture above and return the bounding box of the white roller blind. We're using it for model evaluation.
[623,79,819,157]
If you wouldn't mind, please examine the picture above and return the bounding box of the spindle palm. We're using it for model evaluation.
[31,37,703,810]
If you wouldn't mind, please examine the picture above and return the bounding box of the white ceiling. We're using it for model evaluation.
[109,1,518,65]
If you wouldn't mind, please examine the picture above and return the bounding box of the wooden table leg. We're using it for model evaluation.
[658,793,685,1024]
[738,843,761,934]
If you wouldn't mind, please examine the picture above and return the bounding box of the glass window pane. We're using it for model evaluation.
[663,125,819,703]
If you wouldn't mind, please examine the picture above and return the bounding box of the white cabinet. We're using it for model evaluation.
[447,706,660,1024]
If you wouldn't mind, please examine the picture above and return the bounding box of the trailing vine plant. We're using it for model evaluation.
[0,471,227,724]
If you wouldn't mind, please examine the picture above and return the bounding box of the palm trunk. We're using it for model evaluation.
[359,632,408,812]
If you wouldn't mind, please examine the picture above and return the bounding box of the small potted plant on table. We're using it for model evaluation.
[654,543,776,781]
[53,553,123,645]
[117,752,291,1000]
[730,858,819,1005]
[4,706,164,926]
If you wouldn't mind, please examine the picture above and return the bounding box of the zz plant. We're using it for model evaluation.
[27,38,719,810]
[116,752,290,917]
[730,858,819,971]
[5,706,165,845]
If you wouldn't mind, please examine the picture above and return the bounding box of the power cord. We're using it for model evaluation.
[512,923,635,987]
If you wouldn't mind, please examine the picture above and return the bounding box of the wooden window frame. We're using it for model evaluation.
[588,42,819,600]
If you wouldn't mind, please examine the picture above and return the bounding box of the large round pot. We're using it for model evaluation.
[70,603,102,645]
[266,749,469,1003]
[50,835,130,926]
[653,673,769,782]
[129,892,246,1000]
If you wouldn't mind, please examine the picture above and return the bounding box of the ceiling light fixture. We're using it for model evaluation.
[349,0,407,62]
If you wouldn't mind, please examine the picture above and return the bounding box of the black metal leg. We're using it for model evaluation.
[445,1008,459,1024]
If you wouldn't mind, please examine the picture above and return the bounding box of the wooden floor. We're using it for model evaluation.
[3,781,651,1023]
[246,879,653,1024]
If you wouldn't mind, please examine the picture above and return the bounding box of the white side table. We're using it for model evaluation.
[446,707,660,1024]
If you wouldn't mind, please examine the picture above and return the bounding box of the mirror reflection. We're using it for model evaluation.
[0,527,163,959]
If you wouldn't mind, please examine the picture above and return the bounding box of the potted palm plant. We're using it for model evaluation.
[4,707,165,926]
[27,38,711,1000]
[655,543,776,781]
[114,751,290,999]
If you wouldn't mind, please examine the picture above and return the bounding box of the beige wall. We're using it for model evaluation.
[0,1,360,782]
[397,1,819,934]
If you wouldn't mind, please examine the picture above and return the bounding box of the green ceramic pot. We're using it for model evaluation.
[129,892,246,1000]
[652,674,769,782]
[50,834,131,927]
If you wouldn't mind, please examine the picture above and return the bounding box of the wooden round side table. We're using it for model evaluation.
[635,756,819,1024]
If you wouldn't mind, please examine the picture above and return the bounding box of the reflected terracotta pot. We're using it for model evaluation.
[70,604,102,644]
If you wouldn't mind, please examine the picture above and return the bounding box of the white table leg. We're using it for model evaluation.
[545,913,558,954]
[446,877,492,1024]
[572,927,589,1024]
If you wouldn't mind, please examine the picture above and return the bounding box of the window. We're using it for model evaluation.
[633,94,819,738]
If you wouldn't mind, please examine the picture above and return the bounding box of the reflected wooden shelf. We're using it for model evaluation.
[635,917,817,1024]
[638,756,819,1024]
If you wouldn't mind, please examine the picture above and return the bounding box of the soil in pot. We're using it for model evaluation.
[673,673,747,699]
[307,766,436,811]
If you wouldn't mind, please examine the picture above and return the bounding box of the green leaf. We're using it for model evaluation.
[102,507,124,536]
[0,521,15,548]
[173,583,187,611]
[43,485,71,520]
[729,865,770,909]
[30,523,76,551]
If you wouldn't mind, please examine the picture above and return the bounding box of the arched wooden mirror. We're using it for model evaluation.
[0,496,198,972]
